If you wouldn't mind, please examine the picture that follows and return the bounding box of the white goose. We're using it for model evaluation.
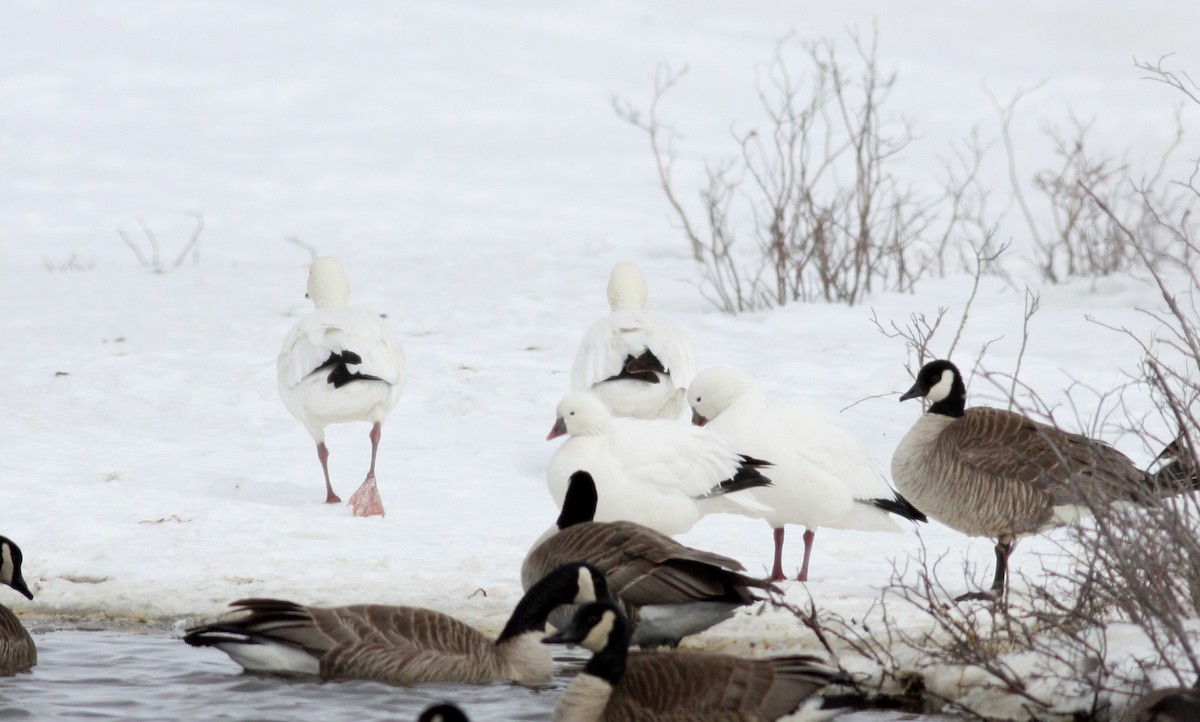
[687,367,925,582]
[546,392,772,536]
[571,262,695,420]
[277,257,406,517]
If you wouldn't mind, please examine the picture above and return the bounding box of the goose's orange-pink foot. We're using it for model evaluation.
[348,475,385,517]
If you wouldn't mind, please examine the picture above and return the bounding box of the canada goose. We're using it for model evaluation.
[893,358,1154,599]
[543,600,845,722]
[547,392,772,536]
[0,535,36,675]
[524,471,778,648]
[183,562,607,686]
[1121,685,1200,722]
[277,256,406,516]
[418,703,471,722]
[688,367,926,582]
[571,262,696,420]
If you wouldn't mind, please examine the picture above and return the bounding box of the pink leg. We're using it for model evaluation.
[348,422,386,517]
[367,422,381,479]
[770,527,786,582]
[796,528,816,582]
[317,442,340,503]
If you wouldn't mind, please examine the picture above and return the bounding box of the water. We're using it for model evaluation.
[0,630,950,721]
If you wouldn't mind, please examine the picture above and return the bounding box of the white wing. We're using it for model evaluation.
[571,309,695,392]
[278,307,405,391]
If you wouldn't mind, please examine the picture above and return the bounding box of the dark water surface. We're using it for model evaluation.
[0,630,951,721]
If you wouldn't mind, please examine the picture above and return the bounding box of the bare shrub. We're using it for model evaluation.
[616,31,995,313]
[995,72,1194,284]
[118,213,204,272]
[42,253,95,272]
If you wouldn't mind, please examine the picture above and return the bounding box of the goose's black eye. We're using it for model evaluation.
[695,396,702,403]
[569,411,575,416]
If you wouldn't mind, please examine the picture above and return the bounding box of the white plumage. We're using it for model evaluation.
[277,257,406,517]
[546,392,770,536]
[571,262,695,420]
[687,367,924,582]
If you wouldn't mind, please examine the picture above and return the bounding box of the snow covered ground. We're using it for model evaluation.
[3,1,1199,719]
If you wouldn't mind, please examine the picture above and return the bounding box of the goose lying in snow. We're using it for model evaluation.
[183,562,607,686]
[524,471,778,648]
[277,257,406,517]
[0,536,36,675]
[571,262,695,420]
[892,358,1156,600]
[543,600,847,722]
[688,367,926,583]
[547,392,772,536]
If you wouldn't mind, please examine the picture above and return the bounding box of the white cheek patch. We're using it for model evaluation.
[0,544,12,586]
[575,567,597,603]
[927,369,956,403]
[581,610,616,652]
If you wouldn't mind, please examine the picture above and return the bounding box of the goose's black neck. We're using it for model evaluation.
[581,614,629,686]
[558,472,599,529]
[498,565,583,642]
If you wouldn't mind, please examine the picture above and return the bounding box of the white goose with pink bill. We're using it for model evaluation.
[546,391,773,537]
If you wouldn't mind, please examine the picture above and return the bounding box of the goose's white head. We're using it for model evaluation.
[306,257,351,309]
[548,393,612,440]
[606,262,648,312]
[687,366,758,426]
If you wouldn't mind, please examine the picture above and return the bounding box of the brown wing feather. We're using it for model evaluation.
[523,522,767,607]
[948,408,1148,503]
[604,652,832,721]
[0,605,36,674]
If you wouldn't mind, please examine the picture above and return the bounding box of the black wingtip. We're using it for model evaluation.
[867,493,928,523]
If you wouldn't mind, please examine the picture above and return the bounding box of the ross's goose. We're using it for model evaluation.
[571,262,695,420]
[523,471,777,648]
[687,367,926,583]
[277,257,406,517]
[893,358,1154,600]
[546,392,772,536]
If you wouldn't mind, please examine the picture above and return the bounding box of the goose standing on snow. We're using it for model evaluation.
[547,392,772,536]
[183,562,608,686]
[524,471,778,648]
[688,367,926,583]
[543,600,846,722]
[571,262,695,420]
[277,257,406,517]
[892,358,1154,600]
[0,536,36,675]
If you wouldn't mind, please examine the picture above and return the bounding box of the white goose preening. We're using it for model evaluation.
[523,471,778,648]
[571,262,695,420]
[547,392,772,536]
[687,367,926,583]
[183,562,608,686]
[277,257,406,517]
[0,535,36,675]
[892,358,1155,600]
[543,600,846,722]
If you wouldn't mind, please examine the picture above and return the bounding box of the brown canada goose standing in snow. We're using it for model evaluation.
[543,600,846,722]
[0,535,36,675]
[183,562,607,686]
[892,359,1155,600]
[523,470,777,648]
